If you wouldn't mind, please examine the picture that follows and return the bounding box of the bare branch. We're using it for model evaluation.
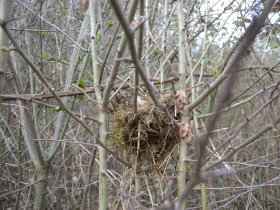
[0,21,131,167]
[110,0,179,126]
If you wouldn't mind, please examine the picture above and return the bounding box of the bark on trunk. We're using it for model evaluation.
[34,165,49,210]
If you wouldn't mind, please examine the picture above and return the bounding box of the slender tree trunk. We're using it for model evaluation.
[0,0,14,154]
[98,110,108,210]
[177,0,188,209]
[99,1,139,208]
[0,0,13,94]
[160,0,168,93]
[34,165,49,210]
[89,1,107,209]
[3,5,49,206]
[135,0,145,196]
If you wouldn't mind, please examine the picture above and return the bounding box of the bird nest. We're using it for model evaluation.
[111,93,180,168]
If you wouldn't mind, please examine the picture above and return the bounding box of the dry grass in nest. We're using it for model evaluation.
[111,93,180,169]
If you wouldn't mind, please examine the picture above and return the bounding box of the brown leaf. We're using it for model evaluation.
[175,89,187,110]
[81,0,89,12]
[130,21,137,30]
[179,121,192,144]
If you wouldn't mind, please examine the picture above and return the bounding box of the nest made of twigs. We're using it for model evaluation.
[111,93,180,168]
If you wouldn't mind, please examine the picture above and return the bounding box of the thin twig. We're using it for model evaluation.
[0,73,216,101]
[110,0,178,127]
[15,0,88,51]
[156,0,276,209]
[0,20,131,168]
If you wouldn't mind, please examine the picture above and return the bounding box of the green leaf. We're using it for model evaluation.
[97,32,102,42]
[153,50,164,58]
[49,55,69,64]
[53,106,61,112]
[40,31,47,37]
[106,20,114,27]
[202,58,209,65]
[88,76,94,82]
[116,34,122,40]
[77,95,85,102]
[204,107,209,114]
[155,84,161,90]
[78,56,82,62]
[211,67,219,76]
[186,164,192,171]
[77,79,86,88]
[1,47,9,52]
[268,39,279,49]
[41,52,48,61]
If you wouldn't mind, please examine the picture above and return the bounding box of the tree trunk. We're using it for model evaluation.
[34,165,49,210]
[0,0,13,96]
[98,110,108,210]
[177,0,188,209]
[0,0,14,154]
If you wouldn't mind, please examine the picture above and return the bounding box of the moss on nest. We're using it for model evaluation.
[111,93,179,169]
